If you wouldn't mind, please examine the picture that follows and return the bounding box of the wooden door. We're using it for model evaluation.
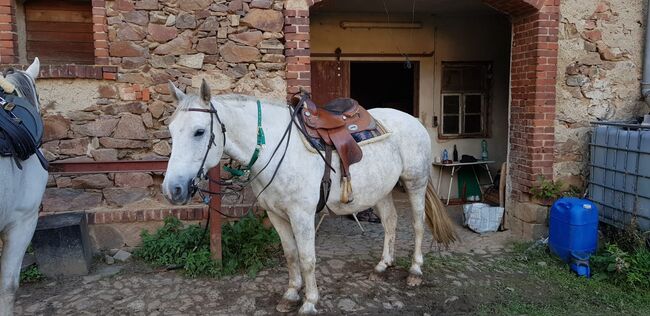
[311,60,350,105]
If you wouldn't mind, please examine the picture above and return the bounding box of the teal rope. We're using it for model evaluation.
[223,100,265,177]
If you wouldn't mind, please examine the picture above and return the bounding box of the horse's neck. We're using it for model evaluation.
[218,98,291,167]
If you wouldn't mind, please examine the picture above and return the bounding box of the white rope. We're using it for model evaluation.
[0,75,15,94]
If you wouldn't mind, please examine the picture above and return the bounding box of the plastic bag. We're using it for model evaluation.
[463,203,504,234]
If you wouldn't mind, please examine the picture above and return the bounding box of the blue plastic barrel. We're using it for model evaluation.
[549,197,599,264]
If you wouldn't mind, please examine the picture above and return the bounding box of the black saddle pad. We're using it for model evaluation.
[1,94,43,145]
[0,92,47,169]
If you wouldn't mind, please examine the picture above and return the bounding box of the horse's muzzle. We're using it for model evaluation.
[163,179,192,205]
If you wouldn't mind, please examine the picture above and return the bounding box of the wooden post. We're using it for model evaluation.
[208,167,222,261]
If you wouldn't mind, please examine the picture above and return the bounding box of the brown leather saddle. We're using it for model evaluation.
[294,94,377,206]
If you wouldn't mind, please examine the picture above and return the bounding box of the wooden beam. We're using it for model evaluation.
[208,167,223,261]
[311,52,434,58]
[49,160,168,174]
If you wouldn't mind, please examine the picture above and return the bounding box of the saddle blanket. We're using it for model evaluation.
[300,119,391,153]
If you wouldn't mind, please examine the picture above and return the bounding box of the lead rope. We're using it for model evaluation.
[195,101,299,248]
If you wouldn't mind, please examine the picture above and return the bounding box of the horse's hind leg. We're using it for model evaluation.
[266,211,303,313]
[402,179,427,286]
[0,214,38,316]
[371,194,397,277]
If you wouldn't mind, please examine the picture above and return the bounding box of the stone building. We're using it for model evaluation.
[0,0,647,247]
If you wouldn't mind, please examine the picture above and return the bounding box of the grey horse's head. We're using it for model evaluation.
[3,58,40,111]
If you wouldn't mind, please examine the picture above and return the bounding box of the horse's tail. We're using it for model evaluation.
[424,176,457,246]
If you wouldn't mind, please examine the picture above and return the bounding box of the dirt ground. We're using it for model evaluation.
[14,191,552,315]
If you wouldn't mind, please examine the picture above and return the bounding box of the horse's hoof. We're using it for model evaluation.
[406,274,423,287]
[298,302,318,315]
[276,298,300,313]
[369,271,385,282]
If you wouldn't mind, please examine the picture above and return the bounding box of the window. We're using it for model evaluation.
[440,62,491,138]
[23,0,94,65]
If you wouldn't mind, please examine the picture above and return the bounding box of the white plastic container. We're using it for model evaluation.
[462,203,504,234]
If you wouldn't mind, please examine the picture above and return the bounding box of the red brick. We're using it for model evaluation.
[102,72,117,80]
[142,88,150,101]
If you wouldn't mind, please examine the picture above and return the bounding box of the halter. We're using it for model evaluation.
[183,97,304,216]
[186,100,227,197]
[185,100,267,198]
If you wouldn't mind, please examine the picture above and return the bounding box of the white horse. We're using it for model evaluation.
[162,80,455,314]
[0,58,46,316]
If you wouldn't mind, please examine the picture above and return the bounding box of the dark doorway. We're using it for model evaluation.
[350,61,418,116]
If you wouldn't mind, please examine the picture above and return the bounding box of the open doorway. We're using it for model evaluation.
[309,60,419,116]
[350,61,418,116]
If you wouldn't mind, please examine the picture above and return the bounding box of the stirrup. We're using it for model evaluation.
[341,176,354,203]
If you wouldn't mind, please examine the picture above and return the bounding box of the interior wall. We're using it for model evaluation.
[311,12,435,54]
[310,12,511,198]
[431,15,511,197]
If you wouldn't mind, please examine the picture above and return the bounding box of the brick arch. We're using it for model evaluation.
[284,0,559,203]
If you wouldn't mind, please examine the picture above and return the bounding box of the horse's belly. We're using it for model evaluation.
[327,139,402,215]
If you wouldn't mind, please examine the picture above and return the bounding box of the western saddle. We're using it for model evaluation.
[294,93,378,208]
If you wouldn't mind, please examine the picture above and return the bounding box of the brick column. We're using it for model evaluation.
[92,0,109,65]
[284,6,311,97]
[506,2,559,200]
[0,0,16,64]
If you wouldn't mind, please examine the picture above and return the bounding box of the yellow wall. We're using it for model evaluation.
[311,12,511,198]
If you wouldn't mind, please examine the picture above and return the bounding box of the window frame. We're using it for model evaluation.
[438,62,491,139]
[3,0,116,80]
[21,0,95,65]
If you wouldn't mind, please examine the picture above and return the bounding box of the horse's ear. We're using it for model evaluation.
[26,57,40,80]
[168,80,185,101]
[200,79,211,104]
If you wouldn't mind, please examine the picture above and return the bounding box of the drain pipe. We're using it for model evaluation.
[642,0,650,101]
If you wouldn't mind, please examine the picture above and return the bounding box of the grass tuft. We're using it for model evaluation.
[135,214,281,278]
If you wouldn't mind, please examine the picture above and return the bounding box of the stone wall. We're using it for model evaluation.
[506,0,649,240]
[36,0,287,214]
[555,0,649,188]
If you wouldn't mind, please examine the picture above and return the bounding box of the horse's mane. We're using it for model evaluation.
[171,93,287,122]
[4,69,39,112]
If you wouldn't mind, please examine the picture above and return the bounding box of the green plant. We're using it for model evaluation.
[136,214,280,278]
[221,213,281,277]
[20,265,44,283]
[592,243,650,290]
[530,176,563,202]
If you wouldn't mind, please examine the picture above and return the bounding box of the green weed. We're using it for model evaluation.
[135,214,280,278]
[20,265,44,283]
[479,241,650,315]
[592,243,650,290]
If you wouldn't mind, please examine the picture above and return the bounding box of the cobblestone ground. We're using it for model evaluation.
[15,191,515,315]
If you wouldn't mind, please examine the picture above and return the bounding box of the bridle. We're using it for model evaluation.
[186,101,226,199]
[183,98,303,219]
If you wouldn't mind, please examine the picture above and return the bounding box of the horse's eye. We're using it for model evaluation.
[194,129,205,137]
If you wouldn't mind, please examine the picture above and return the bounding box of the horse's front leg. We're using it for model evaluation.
[0,214,38,316]
[288,210,319,315]
[266,211,303,312]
